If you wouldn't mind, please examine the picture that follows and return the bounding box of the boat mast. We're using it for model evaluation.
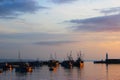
[18,50,21,61]
[55,52,57,60]
[50,54,53,60]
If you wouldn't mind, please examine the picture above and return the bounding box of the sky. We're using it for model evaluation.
[0,0,120,60]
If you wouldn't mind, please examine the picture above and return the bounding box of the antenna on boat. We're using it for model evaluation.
[50,54,53,60]
[79,50,83,60]
[55,52,57,60]
[69,51,73,60]
[80,50,81,57]
[18,50,21,61]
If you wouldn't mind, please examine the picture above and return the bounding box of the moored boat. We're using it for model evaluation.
[15,62,33,73]
[74,51,84,68]
[48,54,59,71]
[61,54,74,69]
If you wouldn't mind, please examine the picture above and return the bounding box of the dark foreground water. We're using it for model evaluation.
[0,62,120,80]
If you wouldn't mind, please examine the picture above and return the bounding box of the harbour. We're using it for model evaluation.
[0,52,84,73]
[0,0,120,80]
[0,52,120,80]
[1,51,120,80]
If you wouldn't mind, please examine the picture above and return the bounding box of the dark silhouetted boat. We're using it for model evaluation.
[15,62,33,73]
[48,54,59,71]
[61,53,74,69]
[74,51,84,68]
[0,63,13,72]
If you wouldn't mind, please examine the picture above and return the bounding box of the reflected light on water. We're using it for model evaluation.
[0,62,120,80]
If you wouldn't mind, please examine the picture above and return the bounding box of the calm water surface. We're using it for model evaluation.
[0,62,120,80]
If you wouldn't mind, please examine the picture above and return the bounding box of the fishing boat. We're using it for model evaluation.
[48,54,59,71]
[15,62,33,73]
[0,63,13,71]
[61,53,74,69]
[74,51,84,68]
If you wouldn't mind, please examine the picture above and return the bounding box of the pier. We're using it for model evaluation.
[94,53,120,64]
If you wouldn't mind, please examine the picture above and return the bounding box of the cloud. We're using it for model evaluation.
[34,40,78,46]
[0,32,66,40]
[0,31,75,45]
[96,7,120,15]
[0,0,46,19]
[0,32,74,45]
[50,0,77,4]
[68,14,120,32]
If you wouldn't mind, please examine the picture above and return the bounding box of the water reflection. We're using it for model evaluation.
[64,68,74,80]
[15,72,27,76]
[50,72,54,80]
[0,62,120,80]
[106,64,109,80]
[76,67,84,80]
[15,72,27,80]
[105,64,120,80]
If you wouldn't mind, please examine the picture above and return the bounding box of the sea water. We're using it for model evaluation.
[0,62,120,80]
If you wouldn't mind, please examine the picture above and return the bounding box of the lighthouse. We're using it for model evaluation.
[106,53,108,61]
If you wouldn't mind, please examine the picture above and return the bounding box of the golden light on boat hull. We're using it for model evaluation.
[80,62,84,68]
[27,67,33,72]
